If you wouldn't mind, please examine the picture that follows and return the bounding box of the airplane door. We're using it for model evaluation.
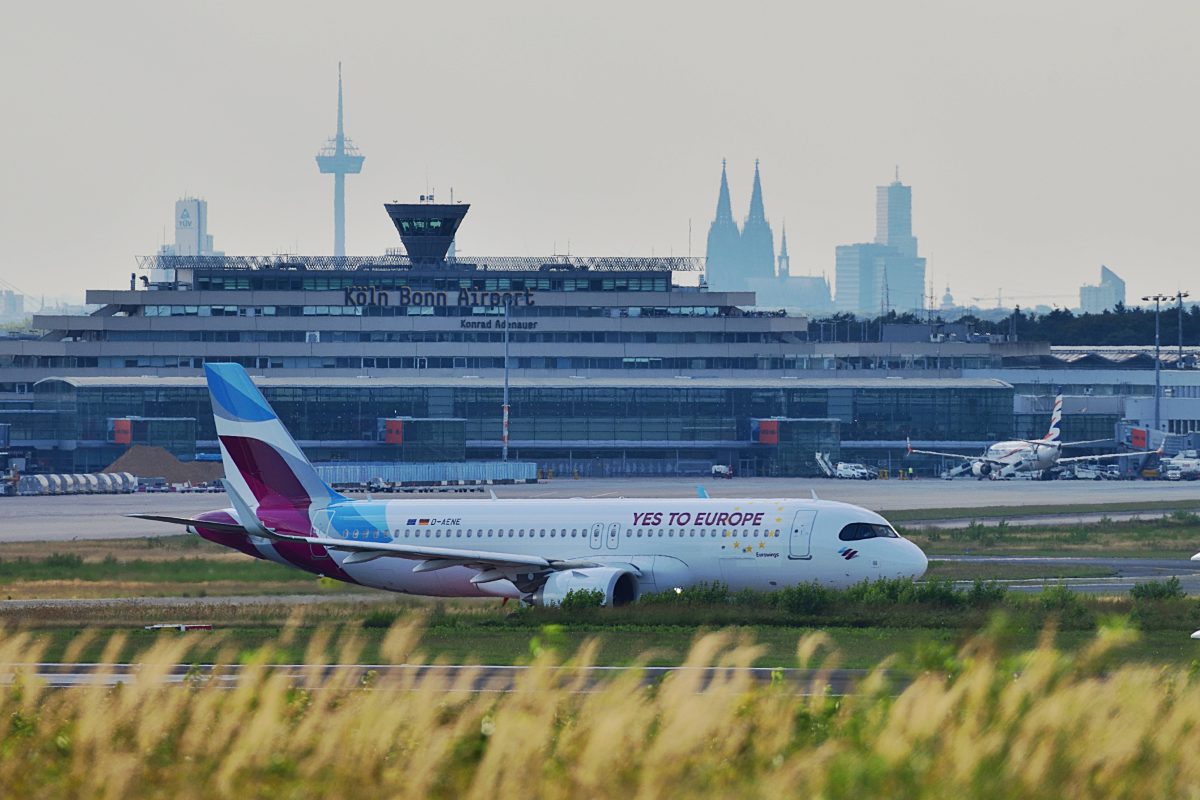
[606,523,620,550]
[590,523,604,550]
[788,509,817,560]
[311,510,335,559]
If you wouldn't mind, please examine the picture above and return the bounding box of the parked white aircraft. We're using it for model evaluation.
[907,394,1160,480]
[131,364,928,606]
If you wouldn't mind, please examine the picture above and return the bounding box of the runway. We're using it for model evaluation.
[910,510,1182,529]
[942,555,1200,594]
[0,592,397,613]
[0,555,1194,616]
[3,478,1200,542]
[1,661,880,694]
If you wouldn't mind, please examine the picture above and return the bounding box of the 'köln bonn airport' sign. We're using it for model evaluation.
[344,286,536,309]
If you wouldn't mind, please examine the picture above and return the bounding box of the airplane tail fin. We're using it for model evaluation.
[1043,394,1063,443]
[205,363,343,522]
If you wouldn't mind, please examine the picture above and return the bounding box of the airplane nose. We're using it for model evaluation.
[902,540,928,579]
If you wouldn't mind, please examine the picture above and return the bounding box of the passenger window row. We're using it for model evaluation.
[340,527,784,541]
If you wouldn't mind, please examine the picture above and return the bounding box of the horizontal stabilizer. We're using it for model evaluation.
[127,514,248,535]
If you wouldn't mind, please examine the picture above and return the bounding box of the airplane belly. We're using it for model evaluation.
[718,556,781,591]
[336,558,520,599]
[636,555,690,595]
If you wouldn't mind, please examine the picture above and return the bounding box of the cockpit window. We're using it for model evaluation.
[838,523,899,541]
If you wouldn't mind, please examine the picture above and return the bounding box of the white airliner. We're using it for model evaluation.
[908,394,1160,479]
[131,364,928,606]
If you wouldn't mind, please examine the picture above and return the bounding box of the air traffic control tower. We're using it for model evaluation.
[315,64,365,257]
[384,202,470,263]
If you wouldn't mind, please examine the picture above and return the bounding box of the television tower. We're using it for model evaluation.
[315,63,364,257]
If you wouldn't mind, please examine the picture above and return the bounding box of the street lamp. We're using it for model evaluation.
[1176,291,1191,366]
[1143,292,1174,434]
[502,301,510,462]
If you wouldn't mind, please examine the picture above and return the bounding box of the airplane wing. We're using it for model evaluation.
[128,514,604,582]
[1059,438,1117,448]
[128,513,250,535]
[906,439,995,463]
[1056,446,1163,465]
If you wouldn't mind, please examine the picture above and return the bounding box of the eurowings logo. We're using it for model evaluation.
[837,547,859,560]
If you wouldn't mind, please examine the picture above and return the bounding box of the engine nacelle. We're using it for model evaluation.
[530,567,641,607]
[1031,443,1059,466]
[972,461,992,478]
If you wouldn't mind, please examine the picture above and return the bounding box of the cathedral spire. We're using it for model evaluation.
[714,158,733,223]
[777,223,790,276]
[705,159,742,291]
[747,159,766,222]
[740,159,775,281]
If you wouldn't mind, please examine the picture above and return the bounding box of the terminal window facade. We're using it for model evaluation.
[193,272,670,293]
[28,381,1012,474]
[36,383,1012,447]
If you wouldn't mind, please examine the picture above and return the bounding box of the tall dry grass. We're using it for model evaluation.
[0,619,1195,799]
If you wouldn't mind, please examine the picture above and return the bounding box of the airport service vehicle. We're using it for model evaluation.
[131,364,927,606]
[814,453,876,480]
[710,464,734,479]
[834,462,876,480]
[908,394,1160,480]
[1161,454,1200,480]
[1072,463,1104,481]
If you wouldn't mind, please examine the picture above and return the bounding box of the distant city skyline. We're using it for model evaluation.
[832,175,927,316]
[1,2,1197,308]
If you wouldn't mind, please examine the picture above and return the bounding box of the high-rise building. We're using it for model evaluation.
[875,173,918,258]
[0,290,24,320]
[835,243,886,314]
[1079,265,1126,313]
[159,197,221,257]
[834,175,926,315]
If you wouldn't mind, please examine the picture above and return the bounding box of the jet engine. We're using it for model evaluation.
[530,567,641,607]
[972,461,992,478]
[1030,443,1059,466]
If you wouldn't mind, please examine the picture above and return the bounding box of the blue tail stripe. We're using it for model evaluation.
[205,363,276,422]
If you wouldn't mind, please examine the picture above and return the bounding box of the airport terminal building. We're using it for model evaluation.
[0,202,1195,476]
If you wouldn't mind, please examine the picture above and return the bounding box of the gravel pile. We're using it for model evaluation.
[103,445,225,485]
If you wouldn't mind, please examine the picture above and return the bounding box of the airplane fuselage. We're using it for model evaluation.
[193,496,928,600]
[983,440,1061,474]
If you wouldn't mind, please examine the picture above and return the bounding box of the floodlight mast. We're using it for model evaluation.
[1178,291,1191,366]
[1143,292,1173,435]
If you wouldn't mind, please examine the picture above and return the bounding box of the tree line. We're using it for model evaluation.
[809,303,1200,346]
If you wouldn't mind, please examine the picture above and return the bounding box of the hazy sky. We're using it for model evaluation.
[2,1,1198,307]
